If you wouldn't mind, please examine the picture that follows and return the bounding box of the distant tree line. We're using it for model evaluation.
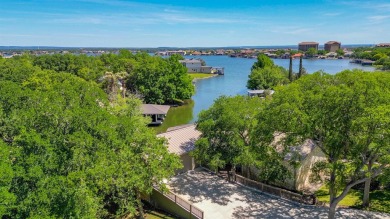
[352,47,390,70]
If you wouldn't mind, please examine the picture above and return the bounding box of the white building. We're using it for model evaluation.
[179,59,213,73]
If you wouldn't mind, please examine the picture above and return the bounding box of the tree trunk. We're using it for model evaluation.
[363,160,373,207]
[293,167,298,190]
[328,202,337,219]
[328,165,337,219]
[363,178,371,207]
[298,56,303,78]
[231,165,236,182]
[289,56,293,82]
[137,191,145,219]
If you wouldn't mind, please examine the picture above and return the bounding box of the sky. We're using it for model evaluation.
[1,0,390,47]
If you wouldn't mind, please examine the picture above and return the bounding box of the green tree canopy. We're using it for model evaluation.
[30,52,194,104]
[305,48,317,57]
[0,62,181,218]
[253,70,390,218]
[251,54,274,70]
[193,96,263,172]
[247,66,289,90]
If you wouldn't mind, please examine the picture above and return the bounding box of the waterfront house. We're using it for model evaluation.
[191,51,201,55]
[326,52,337,58]
[246,133,326,192]
[298,42,319,51]
[376,43,390,47]
[141,104,170,125]
[166,50,186,56]
[324,41,341,52]
[157,124,201,174]
[179,59,214,73]
[291,53,303,59]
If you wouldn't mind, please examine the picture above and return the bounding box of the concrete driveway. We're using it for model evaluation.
[167,168,390,219]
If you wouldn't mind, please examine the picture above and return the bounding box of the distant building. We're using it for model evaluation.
[376,43,390,47]
[180,59,202,72]
[179,59,213,73]
[324,41,341,52]
[179,59,224,75]
[166,50,186,56]
[298,42,319,51]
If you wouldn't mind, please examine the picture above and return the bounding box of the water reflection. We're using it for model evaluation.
[153,99,194,133]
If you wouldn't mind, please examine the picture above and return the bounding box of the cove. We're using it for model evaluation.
[154,56,375,133]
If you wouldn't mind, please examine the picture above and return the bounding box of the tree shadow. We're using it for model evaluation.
[231,190,388,219]
[168,169,390,219]
[168,169,236,205]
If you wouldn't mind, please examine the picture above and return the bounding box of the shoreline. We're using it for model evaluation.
[191,73,219,83]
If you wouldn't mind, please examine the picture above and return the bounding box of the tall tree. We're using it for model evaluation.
[251,54,274,70]
[298,55,303,78]
[193,96,262,173]
[0,66,181,218]
[288,55,293,81]
[247,66,289,90]
[305,48,317,57]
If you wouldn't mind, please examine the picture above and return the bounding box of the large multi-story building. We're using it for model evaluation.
[376,43,390,47]
[325,41,341,52]
[298,42,319,51]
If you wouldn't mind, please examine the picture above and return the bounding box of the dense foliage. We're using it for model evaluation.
[247,54,289,90]
[32,51,194,104]
[254,69,390,218]
[199,68,390,219]
[352,47,390,71]
[193,95,290,183]
[0,56,182,218]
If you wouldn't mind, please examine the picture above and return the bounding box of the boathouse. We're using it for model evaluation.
[248,90,275,97]
[141,104,170,125]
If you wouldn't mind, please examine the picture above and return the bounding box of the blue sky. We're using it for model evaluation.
[1,0,390,47]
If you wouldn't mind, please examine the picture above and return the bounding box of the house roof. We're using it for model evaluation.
[272,133,317,161]
[325,41,341,45]
[141,104,170,115]
[292,53,303,58]
[179,59,201,64]
[157,124,201,155]
[248,90,275,95]
[299,42,319,45]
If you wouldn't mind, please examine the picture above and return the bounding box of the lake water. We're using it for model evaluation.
[154,56,375,133]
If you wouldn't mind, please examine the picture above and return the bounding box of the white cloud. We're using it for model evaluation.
[368,15,390,21]
[367,15,390,23]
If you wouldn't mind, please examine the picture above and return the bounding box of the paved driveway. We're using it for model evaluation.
[167,168,390,219]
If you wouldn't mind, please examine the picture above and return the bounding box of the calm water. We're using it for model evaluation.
[154,56,375,132]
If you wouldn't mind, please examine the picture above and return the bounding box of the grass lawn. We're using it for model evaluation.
[315,185,390,213]
[145,209,177,219]
[188,73,215,80]
[143,202,177,219]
